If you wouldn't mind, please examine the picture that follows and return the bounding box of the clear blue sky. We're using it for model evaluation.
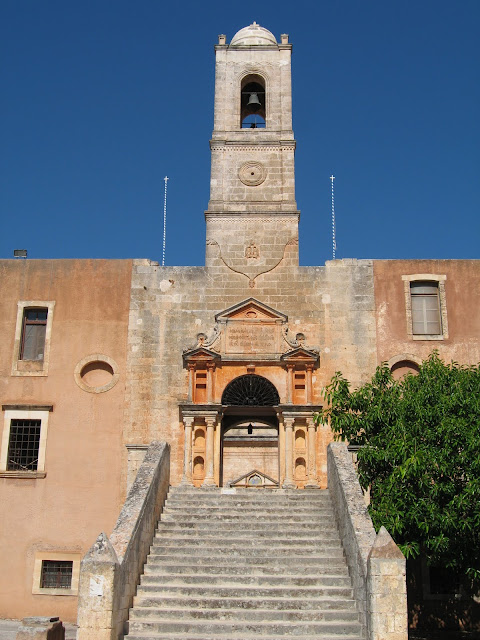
[1,0,479,266]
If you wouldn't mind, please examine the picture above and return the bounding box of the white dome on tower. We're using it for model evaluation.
[230,22,277,46]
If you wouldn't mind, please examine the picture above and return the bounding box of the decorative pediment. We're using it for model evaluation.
[183,299,319,362]
[228,469,279,488]
[215,298,288,323]
[281,347,319,365]
[183,347,221,363]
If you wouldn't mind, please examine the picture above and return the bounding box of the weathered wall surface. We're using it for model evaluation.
[0,259,132,621]
[374,260,480,366]
[123,257,378,487]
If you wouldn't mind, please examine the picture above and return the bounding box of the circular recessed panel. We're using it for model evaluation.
[74,354,120,394]
[239,161,267,186]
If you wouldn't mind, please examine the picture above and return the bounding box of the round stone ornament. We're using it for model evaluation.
[238,161,267,186]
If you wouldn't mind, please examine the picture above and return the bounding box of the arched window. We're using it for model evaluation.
[241,75,266,128]
[222,374,279,406]
[390,360,420,381]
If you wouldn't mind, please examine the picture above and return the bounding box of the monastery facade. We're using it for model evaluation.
[1,23,479,625]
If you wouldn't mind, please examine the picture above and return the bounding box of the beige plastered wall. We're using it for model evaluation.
[0,259,132,621]
[373,260,480,366]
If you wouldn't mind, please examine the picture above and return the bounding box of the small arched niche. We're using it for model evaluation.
[391,360,420,381]
[295,429,306,449]
[193,456,204,477]
[194,429,205,448]
[295,457,306,480]
[241,74,266,128]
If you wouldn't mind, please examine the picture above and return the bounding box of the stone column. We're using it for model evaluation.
[282,416,296,489]
[305,416,319,488]
[202,416,216,487]
[306,364,314,404]
[187,364,195,402]
[206,362,215,404]
[180,416,194,485]
[286,365,294,404]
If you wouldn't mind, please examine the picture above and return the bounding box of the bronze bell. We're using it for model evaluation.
[247,92,261,110]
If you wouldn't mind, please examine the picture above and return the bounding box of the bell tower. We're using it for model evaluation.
[206,23,299,276]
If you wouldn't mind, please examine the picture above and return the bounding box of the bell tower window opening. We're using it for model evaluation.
[241,75,266,129]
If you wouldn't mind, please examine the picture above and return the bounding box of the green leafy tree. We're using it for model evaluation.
[317,352,480,585]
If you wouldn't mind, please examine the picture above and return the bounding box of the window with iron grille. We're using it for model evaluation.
[410,282,442,335]
[20,308,48,361]
[7,419,41,471]
[40,561,73,589]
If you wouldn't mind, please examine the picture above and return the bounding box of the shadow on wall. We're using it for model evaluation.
[408,558,480,634]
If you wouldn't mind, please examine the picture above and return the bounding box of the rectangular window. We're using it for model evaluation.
[6,419,41,471]
[41,561,73,589]
[20,308,48,361]
[1,408,51,477]
[32,552,80,596]
[410,282,441,335]
[12,301,55,376]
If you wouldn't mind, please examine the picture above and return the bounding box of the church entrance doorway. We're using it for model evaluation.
[220,375,280,487]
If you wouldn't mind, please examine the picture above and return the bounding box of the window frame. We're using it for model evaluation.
[402,274,448,340]
[0,407,52,478]
[32,552,81,596]
[12,301,55,376]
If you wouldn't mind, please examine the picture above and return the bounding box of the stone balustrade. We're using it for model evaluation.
[77,441,170,640]
[327,442,407,640]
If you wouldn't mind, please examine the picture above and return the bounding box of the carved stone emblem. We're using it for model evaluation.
[245,242,259,259]
[238,161,267,186]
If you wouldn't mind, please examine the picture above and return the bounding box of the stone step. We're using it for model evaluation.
[155,525,338,537]
[162,504,331,514]
[132,594,357,611]
[127,618,362,636]
[157,518,338,537]
[168,487,330,496]
[143,561,348,575]
[160,513,334,523]
[146,552,346,567]
[149,542,342,556]
[164,498,332,508]
[135,584,354,600]
[156,518,338,538]
[130,607,360,622]
[140,573,352,587]
[165,493,330,502]
[126,634,363,640]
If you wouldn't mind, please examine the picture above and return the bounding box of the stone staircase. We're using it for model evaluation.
[125,486,365,640]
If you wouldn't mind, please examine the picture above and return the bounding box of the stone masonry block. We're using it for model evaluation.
[16,618,65,640]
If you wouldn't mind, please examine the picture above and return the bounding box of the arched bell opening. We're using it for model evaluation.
[241,74,266,128]
[220,374,279,487]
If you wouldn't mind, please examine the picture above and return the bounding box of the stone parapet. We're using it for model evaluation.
[327,442,407,639]
[16,617,65,640]
[77,441,170,640]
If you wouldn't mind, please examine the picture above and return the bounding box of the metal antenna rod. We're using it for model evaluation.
[330,175,336,260]
[162,176,169,267]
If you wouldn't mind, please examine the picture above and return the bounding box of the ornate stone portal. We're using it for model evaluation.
[181,299,321,488]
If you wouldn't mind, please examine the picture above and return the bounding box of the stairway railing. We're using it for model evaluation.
[77,441,170,640]
[327,442,408,640]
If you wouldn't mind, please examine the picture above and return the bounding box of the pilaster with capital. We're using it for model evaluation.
[282,416,296,489]
[305,416,319,488]
[202,415,217,487]
[181,416,194,485]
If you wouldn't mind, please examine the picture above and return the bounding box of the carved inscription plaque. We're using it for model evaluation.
[226,323,276,354]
